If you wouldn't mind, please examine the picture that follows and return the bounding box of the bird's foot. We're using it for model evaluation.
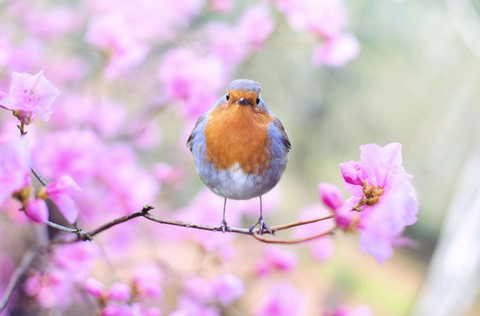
[215,220,232,234]
[249,218,273,235]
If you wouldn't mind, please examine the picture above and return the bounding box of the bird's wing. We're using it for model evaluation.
[272,117,291,151]
[186,112,208,152]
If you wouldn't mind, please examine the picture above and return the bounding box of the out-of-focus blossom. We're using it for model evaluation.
[0,36,12,67]
[340,143,419,263]
[89,101,127,138]
[154,162,184,184]
[216,245,236,262]
[4,39,44,73]
[254,247,297,276]
[237,5,275,49]
[0,138,30,207]
[26,198,48,223]
[84,277,105,298]
[203,23,249,65]
[294,204,335,262]
[313,34,360,67]
[0,71,60,121]
[53,242,99,281]
[131,120,164,150]
[107,282,131,302]
[276,0,347,39]
[210,0,233,12]
[183,275,214,304]
[210,274,244,305]
[157,48,227,119]
[254,283,305,316]
[85,13,149,78]
[328,304,373,316]
[170,296,220,316]
[133,263,163,299]
[24,272,73,309]
[45,176,83,224]
[25,7,81,40]
[318,182,344,211]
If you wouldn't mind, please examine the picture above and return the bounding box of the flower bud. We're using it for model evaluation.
[107,282,131,302]
[84,277,105,298]
[26,198,48,223]
[318,182,344,210]
[340,161,364,186]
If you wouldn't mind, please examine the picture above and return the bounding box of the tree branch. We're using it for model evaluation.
[0,247,38,313]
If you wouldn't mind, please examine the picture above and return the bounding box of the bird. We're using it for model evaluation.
[187,79,291,235]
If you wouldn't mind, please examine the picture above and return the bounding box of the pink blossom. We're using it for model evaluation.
[170,296,220,316]
[85,13,149,78]
[4,38,44,73]
[183,275,214,304]
[210,0,233,12]
[146,307,162,316]
[154,162,184,184]
[53,242,99,281]
[340,143,419,263]
[84,277,105,298]
[89,100,127,138]
[294,204,335,262]
[210,274,244,305]
[276,0,347,39]
[25,7,81,40]
[318,182,344,211]
[133,263,163,299]
[0,36,12,67]
[45,176,83,224]
[313,34,360,67]
[203,23,249,65]
[0,138,30,206]
[254,247,297,276]
[216,246,236,262]
[107,282,131,302]
[254,283,305,316]
[0,71,60,121]
[157,48,228,119]
[26,199,48,223]
[331,305,372,316]
[237,5,275,49]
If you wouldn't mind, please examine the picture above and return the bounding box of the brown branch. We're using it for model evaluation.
[0,247,38,313]
[252,226,337,244]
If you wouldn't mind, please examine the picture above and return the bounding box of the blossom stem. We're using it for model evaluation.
[0,247,38,313]
[252,226,337,244]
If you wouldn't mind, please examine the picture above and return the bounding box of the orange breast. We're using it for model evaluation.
[204,103,275,175]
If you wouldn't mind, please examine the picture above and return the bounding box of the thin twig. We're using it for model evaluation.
[30,165,48,186]
[252,226,337,244]
[0,247,38,313]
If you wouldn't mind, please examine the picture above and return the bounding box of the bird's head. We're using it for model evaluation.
[225,79,262,108]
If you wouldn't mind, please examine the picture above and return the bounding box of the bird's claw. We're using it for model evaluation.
[249,218,273,235]
[217,220,232,234]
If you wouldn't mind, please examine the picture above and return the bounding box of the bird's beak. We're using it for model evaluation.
[236,98,250,106]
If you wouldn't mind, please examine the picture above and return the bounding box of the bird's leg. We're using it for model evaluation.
[249,196,273,235]
[218,198,232,233]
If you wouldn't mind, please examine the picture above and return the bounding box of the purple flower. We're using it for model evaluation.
[46,176,83,224]
[340,143,419,263]
[318,182,344,211]
[0,71,60,121]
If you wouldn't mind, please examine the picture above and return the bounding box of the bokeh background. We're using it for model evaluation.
[1,0,480,315]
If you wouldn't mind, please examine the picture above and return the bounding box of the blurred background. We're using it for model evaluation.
[1,0,480,315]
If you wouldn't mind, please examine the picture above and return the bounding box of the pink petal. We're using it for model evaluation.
[318,182,344,210]
[107,282,131,302]
[84,277,105,298]
[26,199,48,223]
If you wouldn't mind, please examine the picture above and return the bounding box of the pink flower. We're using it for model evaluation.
[203,23,249,65]
[0,71,60,121]
[154,162,184,184]
[254,283,305,316]
[210,274,244,305]
[84,277,105,298]
[340,143,419,263]
[254,247,297,276]
[157,48,228,119]
[313,34,360,67]
[26,198,48,223]
[318,182,344,211]
[53,242,99,281]
[0,138,30,206]
[85,13,149,78]
[331,305,372,316]
[210,0,233,12]
[276,0,347,39]
[25,7,81,40]
[237,4,275,49]
[133,263,163,299]
[293,204,335,262]
[107,282,131,302]
[46,176,83,224]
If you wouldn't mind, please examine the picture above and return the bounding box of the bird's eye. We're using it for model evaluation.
[256,97,260,105]
[226,94,230,101]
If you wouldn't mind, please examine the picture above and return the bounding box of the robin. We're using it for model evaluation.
[187,79,291,234]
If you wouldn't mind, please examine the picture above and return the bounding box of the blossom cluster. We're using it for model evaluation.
[0,0,417,315]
